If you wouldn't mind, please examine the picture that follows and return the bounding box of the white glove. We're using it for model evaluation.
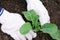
[0,7,37,40]
[26,0,50,25]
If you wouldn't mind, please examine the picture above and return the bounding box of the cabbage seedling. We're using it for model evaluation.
[19,10,60,40]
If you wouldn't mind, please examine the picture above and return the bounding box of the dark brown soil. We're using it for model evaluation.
[0,0,60,40]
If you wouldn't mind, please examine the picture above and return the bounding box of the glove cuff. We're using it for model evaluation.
[0,6,10,17]
[0,6,4,16]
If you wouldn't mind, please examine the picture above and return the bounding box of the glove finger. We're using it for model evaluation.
[15,31,26,40]
[10,32,21,40]
[29,30,37,38]
[25,33,32,40]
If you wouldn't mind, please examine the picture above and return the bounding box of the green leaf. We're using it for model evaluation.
[32,15,40,27]
[19,22,32,35]
[22,10,39,21]
[22,11,32,21]
[40,23,58,34]
[22,10,40,29]
[50,30,60,40]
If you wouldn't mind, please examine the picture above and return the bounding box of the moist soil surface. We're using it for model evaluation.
[0,0,60,40]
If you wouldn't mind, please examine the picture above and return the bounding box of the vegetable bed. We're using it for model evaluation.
[0,0,60,40]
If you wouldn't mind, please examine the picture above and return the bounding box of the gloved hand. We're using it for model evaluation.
[26,0,50,25]
[0,7,37,40]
